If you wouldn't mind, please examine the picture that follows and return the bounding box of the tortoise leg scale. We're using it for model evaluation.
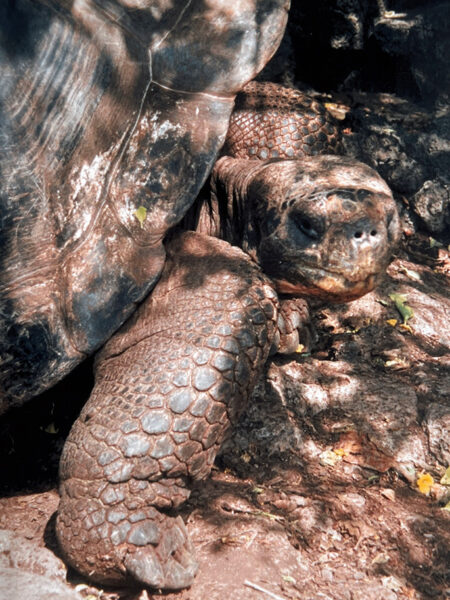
[56,231,279,589]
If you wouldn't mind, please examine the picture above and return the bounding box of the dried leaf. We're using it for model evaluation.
[372,552,390,565]
[324,102,348,120]
[386,318,398,327]
[383,10,407,18]
[134,205,147,227]
[384,357,410,369]
[382,575,403,592]
[417,472,434,495]
[295,344,305,353]
[319,449,343,467]
[399,266,421,281]
[381,488,396,501]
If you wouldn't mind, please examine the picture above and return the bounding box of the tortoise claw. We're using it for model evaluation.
[124,516,198,590]
[272,297,316,355]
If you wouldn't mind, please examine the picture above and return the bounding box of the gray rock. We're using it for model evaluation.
[424,403,450,466]
[0,567,82,600]
[0,529,66,580]
[0,530,82,600]
[411,179,450,235]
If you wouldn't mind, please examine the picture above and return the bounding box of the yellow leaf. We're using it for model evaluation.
[295,344,305,353]
[319,450,343,467]
[386,319,398,327]
[440,466,450,486]
[417,472,434,495]
[324,102,348,120]
[334,448,347,457]
[134,205,147,227]
[384,357,410,369]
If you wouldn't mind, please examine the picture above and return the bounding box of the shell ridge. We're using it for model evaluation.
[151,79,235,101]
[150,0,194,52]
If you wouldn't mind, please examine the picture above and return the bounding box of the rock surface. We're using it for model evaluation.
[0,568,82,600]
[0,528,82,600]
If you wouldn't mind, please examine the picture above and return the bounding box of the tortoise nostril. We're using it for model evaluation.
[370,229,377,236]
[354,231,363,239]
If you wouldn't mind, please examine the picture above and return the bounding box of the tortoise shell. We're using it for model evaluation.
[0,0,289,409]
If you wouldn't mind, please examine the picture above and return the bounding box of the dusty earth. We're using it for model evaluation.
[1,230,449,600]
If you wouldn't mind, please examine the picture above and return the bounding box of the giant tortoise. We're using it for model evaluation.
[0,0,400,591]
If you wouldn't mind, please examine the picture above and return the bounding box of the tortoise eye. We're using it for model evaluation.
[293,215,320,240]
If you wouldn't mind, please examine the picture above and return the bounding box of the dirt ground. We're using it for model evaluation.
[0,233,449,600]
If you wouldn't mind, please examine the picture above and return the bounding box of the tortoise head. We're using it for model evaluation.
[213,155,401,302]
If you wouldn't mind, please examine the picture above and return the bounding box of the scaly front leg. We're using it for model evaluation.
[56,231,278,590]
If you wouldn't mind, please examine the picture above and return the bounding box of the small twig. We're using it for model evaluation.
[244,580,287,600]
[244,530,258,549]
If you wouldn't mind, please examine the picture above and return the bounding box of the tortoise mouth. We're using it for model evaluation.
[273,268,379,302]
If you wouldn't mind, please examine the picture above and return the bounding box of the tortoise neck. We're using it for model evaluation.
[196,157,263,254]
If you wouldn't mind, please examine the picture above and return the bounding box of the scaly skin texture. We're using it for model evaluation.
[56,232,279,588]
[223,81,342,160]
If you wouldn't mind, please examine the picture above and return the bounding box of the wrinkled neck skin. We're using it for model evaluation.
[192,156,268,259]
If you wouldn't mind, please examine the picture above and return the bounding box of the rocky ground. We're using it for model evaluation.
[1,227,449,600]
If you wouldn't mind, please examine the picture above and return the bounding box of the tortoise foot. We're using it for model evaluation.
[124,516,198,590]
[56,493,197,590]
